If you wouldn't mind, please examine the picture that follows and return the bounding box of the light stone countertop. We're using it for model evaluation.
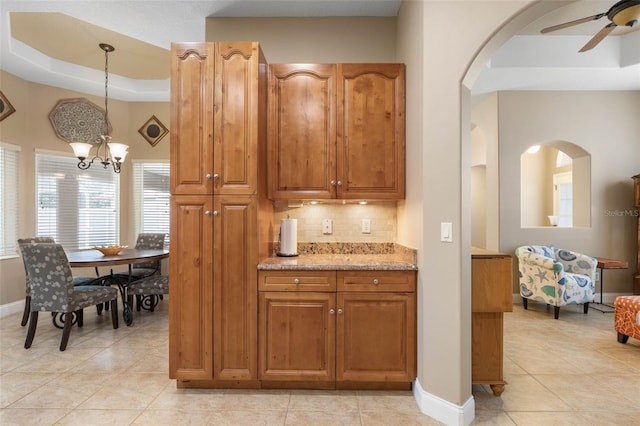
[258,243,418,271]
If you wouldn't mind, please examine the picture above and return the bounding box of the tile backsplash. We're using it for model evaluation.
[274,201,397,243]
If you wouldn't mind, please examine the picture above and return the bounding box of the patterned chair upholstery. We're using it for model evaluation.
[19,243,119,351]
[614,295,640,344]
[515,245,597,319]
[18,237,95,327]
[126,275,169,312]
[127,233,167,280]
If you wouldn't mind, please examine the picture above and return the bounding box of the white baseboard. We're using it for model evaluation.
[413,378,475,426]
[0,299,24,319]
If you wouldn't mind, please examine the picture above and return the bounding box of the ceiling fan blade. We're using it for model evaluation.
[579,23,617,52]
[540,13,606,33]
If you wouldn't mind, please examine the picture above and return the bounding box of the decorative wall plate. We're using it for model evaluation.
[0,90,16,122]
[49,98,110,144]
[138,115,169,147]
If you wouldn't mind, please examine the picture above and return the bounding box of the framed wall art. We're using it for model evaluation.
[138,115,168,147]
[0,90,16,122]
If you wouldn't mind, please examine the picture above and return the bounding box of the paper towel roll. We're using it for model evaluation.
[278,218,298,256]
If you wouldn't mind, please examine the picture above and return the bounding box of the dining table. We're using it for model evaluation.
[67,248,170,326]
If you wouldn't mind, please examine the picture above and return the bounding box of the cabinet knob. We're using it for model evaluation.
[373,279,379,285]
[337,180,343,186]
[213,173,219,180]
[330,180,336,186]
[329,309,335,315]
[337,308,343,315]
[204,210,211,216]
[293,278,300,284]
[205,173,212,179]
[213,210,219,216]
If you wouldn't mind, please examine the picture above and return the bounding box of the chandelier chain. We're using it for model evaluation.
[103,45,109,136]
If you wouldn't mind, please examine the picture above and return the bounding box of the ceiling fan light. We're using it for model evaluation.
[610,2,640,26]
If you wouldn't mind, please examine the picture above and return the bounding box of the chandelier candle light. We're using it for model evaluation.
[70,43,128,173]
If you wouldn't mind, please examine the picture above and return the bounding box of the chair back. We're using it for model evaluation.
[134,233,166,270]
[18,237,55,296]
[19,243,74,313]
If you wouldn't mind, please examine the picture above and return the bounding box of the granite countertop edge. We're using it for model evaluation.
[258,243,418,271]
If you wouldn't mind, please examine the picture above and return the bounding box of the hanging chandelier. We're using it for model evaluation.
[70,43,129,173]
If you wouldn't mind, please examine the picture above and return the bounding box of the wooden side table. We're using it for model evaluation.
[593,258,629,312]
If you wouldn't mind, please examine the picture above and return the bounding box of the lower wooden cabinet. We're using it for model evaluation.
[259,292,335,382]
[258,270,416,388]
[169,195,259,384]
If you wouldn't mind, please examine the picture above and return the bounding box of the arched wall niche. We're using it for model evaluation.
[520,140,591,228]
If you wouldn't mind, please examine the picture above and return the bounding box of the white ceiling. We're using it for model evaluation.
[0,0,638,101]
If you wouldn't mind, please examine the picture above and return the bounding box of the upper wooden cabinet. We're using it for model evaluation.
[268,63,405,200]
[337,64,405,200]
[170,43,214,195]
[268,64,337,199]
[171,42,263,196]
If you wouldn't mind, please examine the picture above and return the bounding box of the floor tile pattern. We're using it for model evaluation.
[1,299,638,425]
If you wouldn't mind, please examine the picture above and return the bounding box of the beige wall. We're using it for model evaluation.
[471,93,500,250]
[206,17,397,63]
[0,69,169,305]
[499,90,640,296]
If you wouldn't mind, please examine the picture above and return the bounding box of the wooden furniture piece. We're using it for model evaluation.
[592,258,630,312]
[268,63,405,200]
[258,270,416,389]
[67,248,170,326]
[633,174,640,295]
[471,248,513,396]
[169,42,273,386]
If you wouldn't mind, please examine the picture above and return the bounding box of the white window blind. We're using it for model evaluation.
[133,162,170,247]
[0,143,20,257]
[36,152,120,250]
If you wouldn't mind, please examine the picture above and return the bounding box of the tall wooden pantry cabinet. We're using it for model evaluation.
[169,42,272,387]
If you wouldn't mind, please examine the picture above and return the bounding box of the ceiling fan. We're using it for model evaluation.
[541,0,640,52]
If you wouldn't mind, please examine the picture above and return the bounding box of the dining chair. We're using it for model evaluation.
[126,274,169,312]
[129,233,167,279]
[18,237,95,327]
[19,243,119,351]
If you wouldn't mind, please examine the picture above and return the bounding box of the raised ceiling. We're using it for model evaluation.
[1,0,638,101]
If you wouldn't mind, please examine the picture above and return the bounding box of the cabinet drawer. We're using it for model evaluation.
[258,270,336,292]
[337,271,416,292]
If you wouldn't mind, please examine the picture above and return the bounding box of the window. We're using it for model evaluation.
[133,161,170,247]
[553,171,573,227]
[36,152,120,250]
[0,143,20,257]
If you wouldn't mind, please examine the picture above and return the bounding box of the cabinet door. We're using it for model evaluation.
[259,292,335,382]
[213,196,258,381]
[336,292,415,383]
[268,64,337,199]
[170,43,215,195]
[169,196,213,380]
[214,42,263,195]
[337,64,405,199]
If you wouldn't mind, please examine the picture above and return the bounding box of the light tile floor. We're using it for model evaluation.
[1,299,638,425]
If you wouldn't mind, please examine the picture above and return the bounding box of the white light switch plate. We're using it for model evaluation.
[322,219,332,234]
[362,218,371,234]
[441,222,453,242]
